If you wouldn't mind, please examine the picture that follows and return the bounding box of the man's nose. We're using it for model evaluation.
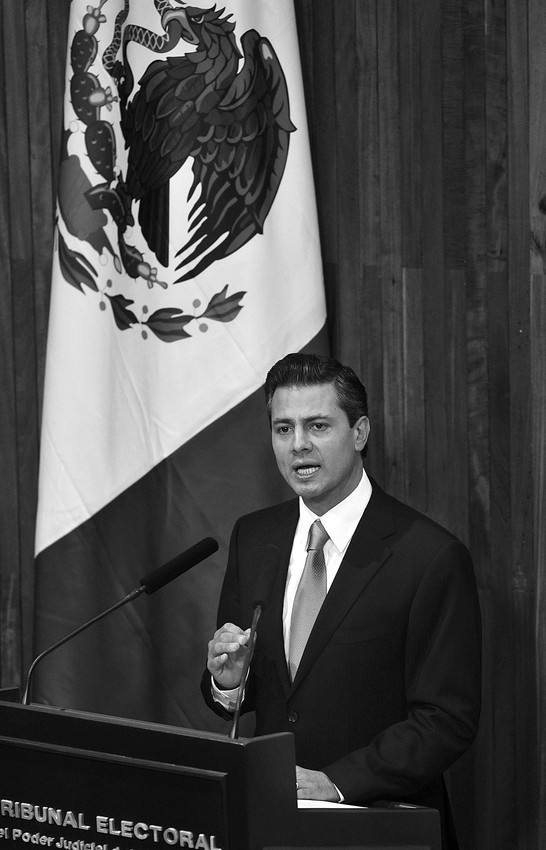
[292,427,311,452]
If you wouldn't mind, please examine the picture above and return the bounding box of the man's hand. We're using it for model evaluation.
[207,622,250,690]
[296,766,340,802]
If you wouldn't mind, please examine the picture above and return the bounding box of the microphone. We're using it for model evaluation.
[229,544,280,739]
[22,536,219,706]
[140,537,218,594]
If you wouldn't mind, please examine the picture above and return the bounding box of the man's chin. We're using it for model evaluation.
[290,470,321,490]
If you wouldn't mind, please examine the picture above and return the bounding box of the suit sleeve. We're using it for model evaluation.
[200,518,258,719]
[324,539,482,802]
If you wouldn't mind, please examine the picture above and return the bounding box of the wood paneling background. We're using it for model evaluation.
[0,1,68,692]
[295,1,545,846]
[1,1,545,847]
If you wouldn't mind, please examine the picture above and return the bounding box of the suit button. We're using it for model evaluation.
[288,711,299,723]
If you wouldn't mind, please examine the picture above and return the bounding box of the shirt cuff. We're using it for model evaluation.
[211,675,240,712]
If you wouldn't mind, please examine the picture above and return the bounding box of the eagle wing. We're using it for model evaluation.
[124,54,210,267]
[174,29,296,282]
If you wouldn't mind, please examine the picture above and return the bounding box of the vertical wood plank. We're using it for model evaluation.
[441,5,476,834]
[296,0,339,347]
[441,0,469,543]
[399,0,426,511]
[377,0,405,498]
[333,2,362,370]
[399,0,422,270]
[530,273,546,850]
[420,0,448,524]
[464,1,515,844]
[356,0,386,479]
[463,0,491,568]
[445,269,469,543]
[485,0,510,573]
[506,0,537,836]
[528,0,546,845]
[0,0,71,685]
[308,0,338,346]
[19,0,58,674]
[485,11,519,846]
[402,268,426,511]
[1,0,31,687]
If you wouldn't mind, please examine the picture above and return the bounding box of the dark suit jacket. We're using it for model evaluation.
[203,481,482,847]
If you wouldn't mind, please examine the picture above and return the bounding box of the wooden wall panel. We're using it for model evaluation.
[529,0,546,846]
[0,6,23,687]
[333,4,363,378]
[356,0,386,481]
[530,269,546,850]
[1,1,37,686]
[399,0,426,513]
[0,0,69,684]
[442,1,469,543]
[294,1,545,847]
[506,0,537,846]
[419,0,449,524]
[376,0,405,499]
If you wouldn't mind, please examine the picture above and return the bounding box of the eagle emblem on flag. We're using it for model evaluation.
[57,0,296,341]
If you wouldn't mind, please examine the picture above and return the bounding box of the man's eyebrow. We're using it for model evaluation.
[271,414,332,425]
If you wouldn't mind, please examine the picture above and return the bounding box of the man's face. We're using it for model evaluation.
[270,382,370,515]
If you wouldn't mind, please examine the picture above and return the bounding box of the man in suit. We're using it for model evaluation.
[203,353,481,848]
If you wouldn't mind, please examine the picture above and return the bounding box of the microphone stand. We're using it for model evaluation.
[22,536,219,707]
[229,603,263,740]
[22,586,145,706]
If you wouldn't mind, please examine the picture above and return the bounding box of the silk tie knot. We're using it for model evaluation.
[306,519,329,552]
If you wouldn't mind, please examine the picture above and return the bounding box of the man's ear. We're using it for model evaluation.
[354,416,370,451]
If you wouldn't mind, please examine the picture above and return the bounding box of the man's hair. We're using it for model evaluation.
[264,353,368,427]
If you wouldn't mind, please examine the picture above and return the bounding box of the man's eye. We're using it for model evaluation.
[311,422,327,431]
[276,426,291,435]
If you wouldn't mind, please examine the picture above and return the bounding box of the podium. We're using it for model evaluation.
[0,701,441,849]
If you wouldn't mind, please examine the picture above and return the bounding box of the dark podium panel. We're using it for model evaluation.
[0,701,441,850]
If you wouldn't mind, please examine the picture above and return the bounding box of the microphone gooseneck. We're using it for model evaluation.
[229,544,280,739]
[22,586,143,706]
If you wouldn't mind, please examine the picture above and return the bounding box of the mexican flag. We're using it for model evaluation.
[33,0,326,728]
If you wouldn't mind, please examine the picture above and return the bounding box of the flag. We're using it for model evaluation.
[33,0,326,727]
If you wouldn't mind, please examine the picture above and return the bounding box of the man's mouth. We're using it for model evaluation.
[294,465,320,478]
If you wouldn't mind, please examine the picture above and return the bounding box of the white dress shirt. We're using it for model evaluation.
[282,468,372,661]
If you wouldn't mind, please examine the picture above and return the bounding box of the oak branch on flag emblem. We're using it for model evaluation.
[58,1,295,343]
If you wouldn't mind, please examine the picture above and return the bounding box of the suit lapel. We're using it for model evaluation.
[259,503,298,695]
[290,484,397,692]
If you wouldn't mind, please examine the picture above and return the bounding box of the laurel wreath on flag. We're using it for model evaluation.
[56,1,247,343]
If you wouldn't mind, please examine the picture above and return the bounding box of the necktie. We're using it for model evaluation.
[288,519,330,680]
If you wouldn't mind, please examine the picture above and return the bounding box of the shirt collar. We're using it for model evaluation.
[298,468,372,554]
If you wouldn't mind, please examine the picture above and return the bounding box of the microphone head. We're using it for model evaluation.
[251,544,281,610]
[140,537,219,595]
